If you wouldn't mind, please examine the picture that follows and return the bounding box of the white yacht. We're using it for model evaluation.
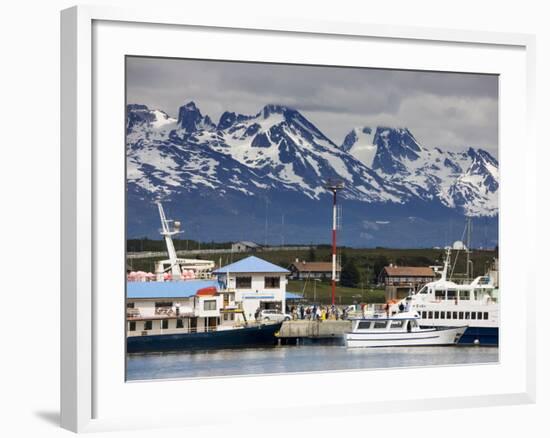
[397,248,499,345]
[345,312,466,348]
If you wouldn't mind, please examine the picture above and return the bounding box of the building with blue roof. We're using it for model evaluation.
[213,256,290,320]
[213,256,290,274]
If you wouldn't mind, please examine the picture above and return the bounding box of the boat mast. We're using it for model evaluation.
[465,217,473,281]
[157,202,182,280]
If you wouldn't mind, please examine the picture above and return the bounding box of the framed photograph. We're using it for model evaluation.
[61,5,536,432]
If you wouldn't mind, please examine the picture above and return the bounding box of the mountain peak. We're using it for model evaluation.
[177,101,214,134]
[261,103,296,119]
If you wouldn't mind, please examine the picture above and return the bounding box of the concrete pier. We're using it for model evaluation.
[278,320,351,339]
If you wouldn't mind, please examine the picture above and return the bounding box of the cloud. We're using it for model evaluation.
[126,56,498,154]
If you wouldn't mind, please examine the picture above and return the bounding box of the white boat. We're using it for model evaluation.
[397,248,499,345]
[345,312,466,348]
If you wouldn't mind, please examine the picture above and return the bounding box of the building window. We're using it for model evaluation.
[236,276,252,288]
[204,300,217,311]
[162,320,169,329]
[127,302,135,308]
[155,301,173,308]
[223,313,229,321]
[176,319,183,328]
[129,321,136,331]
[144,321,152,330]
[264,277,280,289]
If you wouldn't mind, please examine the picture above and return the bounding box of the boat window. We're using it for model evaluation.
[144,321,152,330]
[465,312,470,320]
[128,321,136,331]
[434,311,440,319]
[418,286,427,294]
[477,312,483,319]
[373,321,388,329]
[440,312,445,320]
[447,311,452,319]
[471,312,476,320]
[236,276,252,288]
[176,319,184,328]
[422,311,427,319]
[162,320,169,329]
[459,312,464,319]
[428,311,433,319]
[435,289,445,300]
[127,302,135,309]
[410,320,418,328]
[459,291,470,300]
[483,312,489,320]
[447,290,457,300]
[390,320,405,329]
[453,312,458,319]
[357,321,371,329]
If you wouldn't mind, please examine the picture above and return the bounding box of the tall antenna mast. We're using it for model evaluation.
[325,179,344,306]
[157,202,182,280]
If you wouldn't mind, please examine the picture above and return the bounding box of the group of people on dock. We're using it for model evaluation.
[287,305,348,321]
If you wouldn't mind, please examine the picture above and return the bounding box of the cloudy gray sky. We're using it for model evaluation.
[126,56,498,154]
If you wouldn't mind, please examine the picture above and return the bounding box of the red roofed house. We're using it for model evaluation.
[380,265,436,300]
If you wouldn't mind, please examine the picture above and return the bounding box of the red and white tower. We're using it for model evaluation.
[325,179,344,305]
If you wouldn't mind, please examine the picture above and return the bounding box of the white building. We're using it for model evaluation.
[213,256,290,321]
[231,241,262,253]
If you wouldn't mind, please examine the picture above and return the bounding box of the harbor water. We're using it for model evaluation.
[126,344,498,381]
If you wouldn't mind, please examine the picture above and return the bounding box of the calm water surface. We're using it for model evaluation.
[126,345,498,381]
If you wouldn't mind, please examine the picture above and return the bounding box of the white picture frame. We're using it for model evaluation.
[60,5,536,433]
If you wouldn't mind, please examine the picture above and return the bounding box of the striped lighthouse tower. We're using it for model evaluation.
[325,179,344,305]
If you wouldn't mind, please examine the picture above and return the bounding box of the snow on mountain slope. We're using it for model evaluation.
[126,103,499,217]
[341,127,377,167]
[341,126,499,216]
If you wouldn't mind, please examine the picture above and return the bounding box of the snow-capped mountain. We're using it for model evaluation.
[126,102,499,246]
[341,126,499,216]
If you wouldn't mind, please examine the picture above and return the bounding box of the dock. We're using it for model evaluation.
[278,320,352,339]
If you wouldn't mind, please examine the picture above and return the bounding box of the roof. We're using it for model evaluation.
[213,256,289,274]
[127,280,219,299]
[286,292,303,299]
[290,261,341,273]
[233,241,261,248]
[383,266,436,277]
